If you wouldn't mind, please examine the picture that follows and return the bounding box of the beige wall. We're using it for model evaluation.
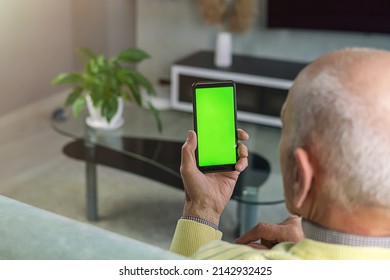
[0,0,135,116]
[107,0,136,57]
[0,1,73,116]
[72,0,136,68]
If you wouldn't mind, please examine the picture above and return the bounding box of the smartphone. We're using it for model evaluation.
[192,80,238,173]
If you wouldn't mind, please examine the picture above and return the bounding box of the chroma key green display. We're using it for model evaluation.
[193,81,237,172]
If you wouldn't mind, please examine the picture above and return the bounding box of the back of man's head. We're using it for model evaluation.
[287,48,390,210]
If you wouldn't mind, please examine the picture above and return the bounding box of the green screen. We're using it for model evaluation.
[195,86,236,167]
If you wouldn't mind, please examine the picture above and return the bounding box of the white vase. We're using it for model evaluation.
[85,95,124,130]
[214,31,232,68]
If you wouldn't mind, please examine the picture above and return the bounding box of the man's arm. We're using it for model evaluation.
[170,129,249,256]
[179,129,249,225]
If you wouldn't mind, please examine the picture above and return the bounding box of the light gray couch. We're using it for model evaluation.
[0,195,184,259]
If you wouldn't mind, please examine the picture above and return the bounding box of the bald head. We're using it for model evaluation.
[295,48,390,101]
[292,48,390,110]
[282,48,390,209]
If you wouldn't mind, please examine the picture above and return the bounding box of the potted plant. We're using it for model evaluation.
[51,47,162,132]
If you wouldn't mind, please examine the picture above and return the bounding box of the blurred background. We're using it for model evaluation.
[1,0,390,250]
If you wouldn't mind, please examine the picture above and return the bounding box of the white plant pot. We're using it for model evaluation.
[85,95,124,130]
[214,31,232,68]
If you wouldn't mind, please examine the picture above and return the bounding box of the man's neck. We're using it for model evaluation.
[307,204,390,237]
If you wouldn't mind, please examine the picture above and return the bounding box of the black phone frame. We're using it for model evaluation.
[192,80,238,173]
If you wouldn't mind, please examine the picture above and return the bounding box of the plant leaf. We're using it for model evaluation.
[129,69,156,96]
[96,55,107,71]
[101,98,118,122]
[64,87,83,107]
[87,59,99,74]
[71,96,85,117]
[90,87,104,107]
[76,48,96,60]
[51,73,82,85]
[116,68,131,83]
[121,92,131,101]
[147,102,162,133]
[116,48,150,63]
[124,81,142,106]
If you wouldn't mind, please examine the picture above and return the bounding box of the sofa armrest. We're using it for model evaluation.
[0,195,184,259]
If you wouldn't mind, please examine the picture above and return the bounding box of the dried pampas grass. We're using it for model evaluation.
[229,0,257,33]
[198,0,228,25]
[198,0,258,33]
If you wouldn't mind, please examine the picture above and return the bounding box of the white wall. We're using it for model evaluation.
[136,0,390,84]
[0,0,136,116]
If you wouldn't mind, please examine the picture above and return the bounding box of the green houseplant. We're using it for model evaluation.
[52,47,162,132]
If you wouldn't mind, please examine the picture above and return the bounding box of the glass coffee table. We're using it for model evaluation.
[52,103,284,233]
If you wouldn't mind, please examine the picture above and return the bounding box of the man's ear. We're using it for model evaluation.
[292,148,314,209]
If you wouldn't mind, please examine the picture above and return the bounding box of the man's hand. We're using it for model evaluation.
[180,129,249,226]
[235,215,304,249]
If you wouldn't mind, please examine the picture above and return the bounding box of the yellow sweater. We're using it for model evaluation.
[170,220,390,260]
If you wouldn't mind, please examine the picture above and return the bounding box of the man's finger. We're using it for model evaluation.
[180,130,198,175]
[235,222,282,244]
[237,143,248,158]
[235,143,248,172]
[237,129,249,141]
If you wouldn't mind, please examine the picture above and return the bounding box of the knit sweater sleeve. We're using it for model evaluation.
[170,219,223,257]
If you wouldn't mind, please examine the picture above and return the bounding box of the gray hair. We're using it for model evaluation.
[289,61,390,209]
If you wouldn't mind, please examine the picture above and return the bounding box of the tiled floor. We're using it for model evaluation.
[0,93,288,250]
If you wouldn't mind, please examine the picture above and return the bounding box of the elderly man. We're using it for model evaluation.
[170,48,390,259]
